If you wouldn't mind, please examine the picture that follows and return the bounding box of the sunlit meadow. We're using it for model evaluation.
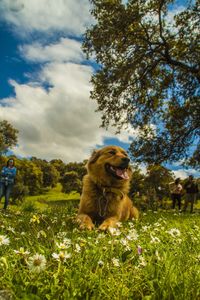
[0,201,199,300]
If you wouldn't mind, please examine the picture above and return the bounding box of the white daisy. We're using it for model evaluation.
[108,227,121,236]
[14,247,30,256]
[150,235,161,244]
[142,225,149,232]
[52,251,71,262]
[111,258,120,267]
[7,226,15,233]
[138,256,147,267]
[27,254,46,273]
[167,228,181,238]
[126,229,139,241]
[74,244,81,253]
[120,238,131,250]
[97,260,104,267]
[56,239,71,250]
[0,235,10,246]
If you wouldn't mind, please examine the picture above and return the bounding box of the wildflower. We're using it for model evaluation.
[0,235,10,246]
[126,229,139,240]
[27,254,46,273]
[30,215,40,224]
[137,246,143,255]
[108,227,121,236]
[120,238,129,246]
[63,238,72,246]
[138,256,147,267]
[154,222,161,227]
[14,247,30,256]
[74,244,81,253]
[37,230,47,239]
[97,260,104,267]
[56,239,71,250]
[150,235,161,244]
[142,225,149,232]
[111,258,120,267]
[128,221,136,229]
[15,210,21,216]
[77,238,86,247]
[155,250,161,261]
[176,238,182,244]
[97,233,105,239]
[7,226,15,233]
[167,228,181,238]
[52,251,71,262]
[120,238,131,250]
[56,231,67,239]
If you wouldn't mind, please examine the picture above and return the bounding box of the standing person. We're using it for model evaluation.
[0,158,17,210]
[169,178,183,211]
[183,175,199,213]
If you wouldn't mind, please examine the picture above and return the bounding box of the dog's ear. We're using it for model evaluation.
[88,150,101,164]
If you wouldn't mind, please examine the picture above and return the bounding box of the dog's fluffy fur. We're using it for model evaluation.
[77,145,139,230]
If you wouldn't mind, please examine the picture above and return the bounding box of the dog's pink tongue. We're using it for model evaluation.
[116,168,129,180]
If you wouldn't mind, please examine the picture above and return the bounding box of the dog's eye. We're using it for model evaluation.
[108,150,116,155]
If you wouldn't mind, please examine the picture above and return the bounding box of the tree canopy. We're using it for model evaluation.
[83,0,200,166]
[0,120,18,154]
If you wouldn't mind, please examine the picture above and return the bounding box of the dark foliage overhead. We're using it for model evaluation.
[83,0,200,166]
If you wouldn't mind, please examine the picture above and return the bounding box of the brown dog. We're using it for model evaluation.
[77,145,139,230]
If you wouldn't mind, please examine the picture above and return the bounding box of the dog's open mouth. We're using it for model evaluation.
[105,164,129,180]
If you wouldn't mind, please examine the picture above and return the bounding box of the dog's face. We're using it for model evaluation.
[87,146,132,185]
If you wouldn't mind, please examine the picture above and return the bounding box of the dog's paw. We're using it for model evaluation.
[98,223,111,231]
[79,223,94,231]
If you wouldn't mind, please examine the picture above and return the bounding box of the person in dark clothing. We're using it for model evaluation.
[183,175,199,213]
[0,159,17,210]
[169,178,183,211]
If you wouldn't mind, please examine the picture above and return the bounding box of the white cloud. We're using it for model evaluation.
[0,0,137,163]
[20,38,84,63]
[0,0,92,36]
[0,60,135,162]
[172,168,199,179]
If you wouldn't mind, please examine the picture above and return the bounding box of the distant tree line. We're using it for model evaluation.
[0,155,87,203]
[0,120,199,208]
[1,152,199,209]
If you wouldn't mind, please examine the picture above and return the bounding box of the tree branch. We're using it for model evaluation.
[158,1,200,82]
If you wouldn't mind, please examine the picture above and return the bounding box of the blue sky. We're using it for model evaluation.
[0,0,198,178]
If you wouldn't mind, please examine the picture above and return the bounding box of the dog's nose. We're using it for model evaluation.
[121,157,130,164]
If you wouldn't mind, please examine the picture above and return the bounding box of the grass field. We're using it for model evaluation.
[0,195,199,300]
